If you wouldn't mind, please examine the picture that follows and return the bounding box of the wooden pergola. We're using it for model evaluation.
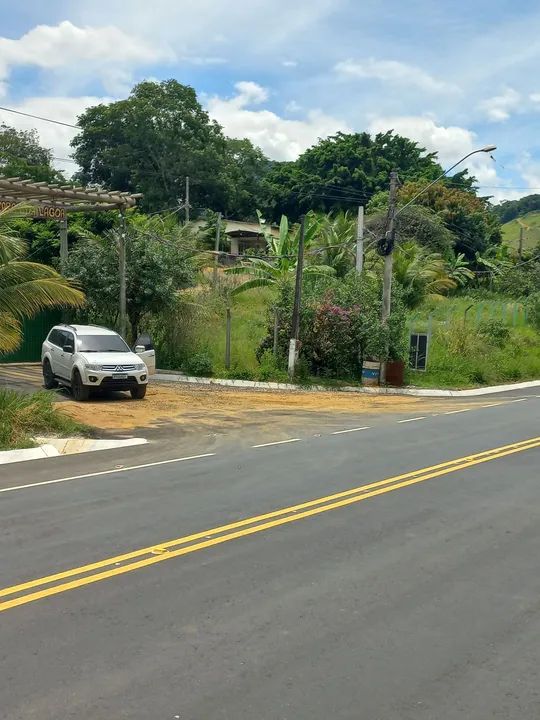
[0,175,141,212]
[0,175,142,338]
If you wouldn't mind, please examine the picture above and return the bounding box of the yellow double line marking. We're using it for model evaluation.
[1,436,539,613]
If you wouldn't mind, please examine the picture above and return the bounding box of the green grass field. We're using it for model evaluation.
[502,212,540,251]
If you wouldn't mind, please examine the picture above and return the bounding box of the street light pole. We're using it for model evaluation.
[382,145,497,319]
[379,145,496,383]
[395,145,497,218]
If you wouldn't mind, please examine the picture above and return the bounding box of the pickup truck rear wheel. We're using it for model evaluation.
[72,369,90,401]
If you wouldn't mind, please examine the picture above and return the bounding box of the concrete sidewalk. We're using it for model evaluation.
[153,369,540,398]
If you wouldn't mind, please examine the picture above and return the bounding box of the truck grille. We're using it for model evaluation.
[100,364,137,371]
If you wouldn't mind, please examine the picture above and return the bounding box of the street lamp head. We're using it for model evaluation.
[480,145,497,153]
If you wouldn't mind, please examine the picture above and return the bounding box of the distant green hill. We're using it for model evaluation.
[501,211,540,251]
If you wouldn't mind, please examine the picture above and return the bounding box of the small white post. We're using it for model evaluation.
[355,205,364,273]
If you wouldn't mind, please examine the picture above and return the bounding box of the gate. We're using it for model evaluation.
[0,310,62,363]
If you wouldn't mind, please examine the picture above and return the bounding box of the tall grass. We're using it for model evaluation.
[152,284,275,377]
[406,321,540,388]
[0,389,88,450]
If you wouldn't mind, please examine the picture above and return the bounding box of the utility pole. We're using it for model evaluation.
[288,214,305,378]
[118,210,127,340]
[518,224,524,262]
[381,170,399,323]
[185,176,190,222]
[213,212,222,285]
[59,216,68,268]
[355,205,364,273]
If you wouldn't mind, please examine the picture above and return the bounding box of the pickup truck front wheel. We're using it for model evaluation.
[72,369,90,401]
[130,385,147,400]
[42,359,58,389]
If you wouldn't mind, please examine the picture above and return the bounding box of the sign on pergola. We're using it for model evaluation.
[0,175,142,338]
[0,176,141,216]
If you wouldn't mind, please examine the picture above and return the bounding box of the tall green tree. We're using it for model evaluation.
[72,80,269,218]
[366,204,457,255]
[64,214,196,341]
[0,124,68,265]
[0,206,84,354]
[398,181,501,260]
[261,131,444,221]
[224,138,270,220]
[0,124,64,183]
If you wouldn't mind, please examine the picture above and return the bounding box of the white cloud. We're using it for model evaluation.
[282,60,298,68]
[335,58,456,93]
[367,114,509,198]
[207,82,350,160]
[73,0,338,60]
[233,81,269,105]
[0,96,110,176]
[0,21,172,94]
[285,100,302,113]
[479,87,520,122]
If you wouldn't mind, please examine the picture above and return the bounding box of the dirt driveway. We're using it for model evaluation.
[60,381,466,434]
[1,363,474,442]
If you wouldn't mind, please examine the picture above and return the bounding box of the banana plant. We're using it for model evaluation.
[225,211,335,296]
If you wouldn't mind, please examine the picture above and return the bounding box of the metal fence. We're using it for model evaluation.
[408,301,529,336]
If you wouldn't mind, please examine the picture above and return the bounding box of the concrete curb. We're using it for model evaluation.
[0,437,148,466]
[153,370,540,398]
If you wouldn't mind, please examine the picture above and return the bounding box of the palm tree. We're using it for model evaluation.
[392,241,456,309]
[224,212,335,296]
[310,211,357,278]
[0,205,85,354]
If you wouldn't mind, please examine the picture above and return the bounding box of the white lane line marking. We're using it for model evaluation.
[0,453,216,494]
[444,408,471,415]
[398,416,427,424]
[332,426,371,435]
[252,438,301,448]
[507,398,528,403]
[481,402,505,408]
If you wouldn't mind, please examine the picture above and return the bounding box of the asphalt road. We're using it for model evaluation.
[1,395,539,719]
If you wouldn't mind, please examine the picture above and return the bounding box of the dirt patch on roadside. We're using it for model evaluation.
[59,383,466,432]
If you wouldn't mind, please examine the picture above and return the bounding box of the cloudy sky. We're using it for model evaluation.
[2,0,540,201]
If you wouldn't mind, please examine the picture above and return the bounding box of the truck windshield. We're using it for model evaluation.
[78,335,130,352]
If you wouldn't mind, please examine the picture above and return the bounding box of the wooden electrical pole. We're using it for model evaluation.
[381,171,399,323]
[355,205,364,273]
[288,214,305,378]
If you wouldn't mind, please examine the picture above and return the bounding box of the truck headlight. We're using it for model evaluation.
[135,363,146,371]
[84,363,101,371]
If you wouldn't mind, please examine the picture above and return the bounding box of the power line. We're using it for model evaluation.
[0,105,79,129]
[0,148,78,165]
